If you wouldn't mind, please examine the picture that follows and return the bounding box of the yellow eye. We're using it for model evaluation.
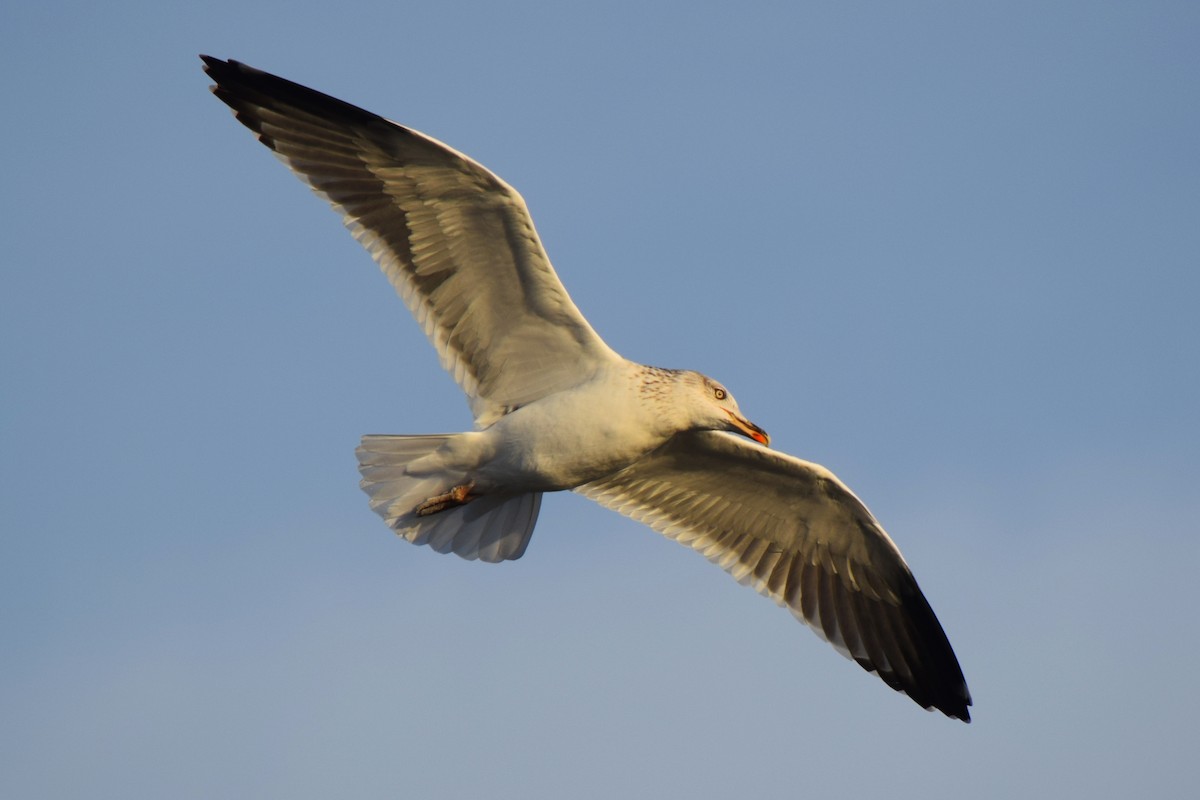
[713,387,727,400]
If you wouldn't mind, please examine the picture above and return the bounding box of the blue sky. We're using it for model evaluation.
[3,1,1197,797]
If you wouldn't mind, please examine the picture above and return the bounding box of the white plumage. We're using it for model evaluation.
[204,56,971,721]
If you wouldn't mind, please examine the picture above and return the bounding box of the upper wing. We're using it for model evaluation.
[575,431,972,721]
[202,56,620,425]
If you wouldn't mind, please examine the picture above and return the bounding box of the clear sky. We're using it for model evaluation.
[3,1,1197,797]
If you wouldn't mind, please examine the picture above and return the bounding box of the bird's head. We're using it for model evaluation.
[680,371,770,446]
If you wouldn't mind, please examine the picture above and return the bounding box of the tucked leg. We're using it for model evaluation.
[415,482,475,516]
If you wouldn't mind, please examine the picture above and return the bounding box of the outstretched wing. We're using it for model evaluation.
[203,56,620,425]
[577,431,972,721]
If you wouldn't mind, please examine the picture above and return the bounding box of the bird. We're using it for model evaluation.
[202,55,972,722]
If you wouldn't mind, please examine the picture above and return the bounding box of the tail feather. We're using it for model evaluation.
[357,434,540,563]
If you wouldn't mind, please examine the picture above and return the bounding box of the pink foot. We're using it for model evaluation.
[415,482,475,516]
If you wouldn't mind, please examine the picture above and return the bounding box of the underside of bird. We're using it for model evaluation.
[204,54,973,723]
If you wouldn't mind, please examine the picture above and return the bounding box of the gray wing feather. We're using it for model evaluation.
[203,57,619,425]
[576,430,972,721]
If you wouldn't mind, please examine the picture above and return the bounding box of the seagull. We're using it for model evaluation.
[202,56,972,722]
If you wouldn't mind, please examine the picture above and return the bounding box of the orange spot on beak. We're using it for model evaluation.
[725,409,770,447]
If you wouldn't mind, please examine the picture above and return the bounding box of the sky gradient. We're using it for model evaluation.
[3,2,1198,797]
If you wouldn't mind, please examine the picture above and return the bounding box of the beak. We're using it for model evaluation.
[724,409,770,446]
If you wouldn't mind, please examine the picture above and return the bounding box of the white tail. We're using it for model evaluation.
[356,434,541,562]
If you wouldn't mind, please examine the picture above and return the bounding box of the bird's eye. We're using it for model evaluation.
[713,387,727,400]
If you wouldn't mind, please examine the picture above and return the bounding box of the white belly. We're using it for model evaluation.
[473,374,671,491]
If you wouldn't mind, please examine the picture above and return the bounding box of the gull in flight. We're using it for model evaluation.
[203,56,972,721]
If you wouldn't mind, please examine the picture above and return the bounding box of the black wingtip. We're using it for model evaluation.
[939,692,972,723]
[199,54,239,81]
[910,589,973,723]
[199,55,389,133]
[872,572,972,723]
